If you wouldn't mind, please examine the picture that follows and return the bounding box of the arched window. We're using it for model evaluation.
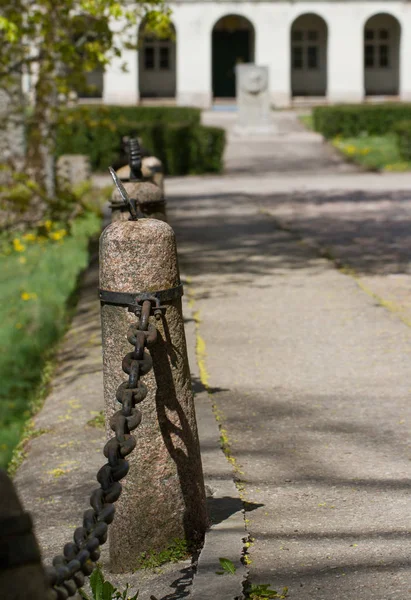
[138,19,176,98]
[364,13,400,96]
[291,13,327,97]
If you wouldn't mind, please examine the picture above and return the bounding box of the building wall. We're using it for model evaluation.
[102,2,411,107]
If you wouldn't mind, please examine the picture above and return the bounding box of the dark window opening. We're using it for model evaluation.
[379,29,389,40]
[292,30,303,42]
[159,47,170,69]
[144,47,155,69]
[379,44,389,67]
[292,46,303,69]
[365,29,374,41]
[308,30,318,41]
[307,45,318,69]
[365,44,374,68]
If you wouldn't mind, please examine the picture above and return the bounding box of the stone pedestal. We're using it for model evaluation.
[233,64,277,136]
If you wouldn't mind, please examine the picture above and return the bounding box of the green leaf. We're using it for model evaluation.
[218,558,237,575]
[90,566,104,599]
[102,581,117,600]
[249,583,284,599]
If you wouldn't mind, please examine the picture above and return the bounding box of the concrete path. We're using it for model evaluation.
[13,109,411,599]
[165,110,411,598]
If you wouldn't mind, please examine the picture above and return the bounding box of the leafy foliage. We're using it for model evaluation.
[79,566,139,600]
[0,0,168,207]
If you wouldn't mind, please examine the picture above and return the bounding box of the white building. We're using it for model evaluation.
[97,3,411,108]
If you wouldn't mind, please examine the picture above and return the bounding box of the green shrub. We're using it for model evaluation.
[393,120,411,161]
[313,104,411,138]
[63,105,201,126]
[56,106,225,175]
[191,126,226,173]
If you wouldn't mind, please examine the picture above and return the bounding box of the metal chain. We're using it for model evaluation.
[45,300,157,600]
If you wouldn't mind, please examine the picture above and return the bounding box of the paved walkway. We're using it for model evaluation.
[166,111,411,598]
[14,110,411,599]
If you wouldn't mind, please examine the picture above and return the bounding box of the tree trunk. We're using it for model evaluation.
[27,61,57,199]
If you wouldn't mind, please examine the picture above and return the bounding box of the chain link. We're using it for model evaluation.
[45,300,157,600]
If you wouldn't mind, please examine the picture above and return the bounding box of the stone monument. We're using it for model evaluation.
[233,64,277,136]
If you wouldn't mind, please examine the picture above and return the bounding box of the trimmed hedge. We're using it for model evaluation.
[65,105,202,125]
[393,120,411,161]
[313,104,411,139]
[56,105,225,175]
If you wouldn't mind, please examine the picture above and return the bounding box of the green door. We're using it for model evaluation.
[212,30,251,97]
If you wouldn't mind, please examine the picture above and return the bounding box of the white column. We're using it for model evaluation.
[327,10,363,103]
[400,8,411,100]
[103,48,139,105]
[257,9,290,108]
[175,8,212,108]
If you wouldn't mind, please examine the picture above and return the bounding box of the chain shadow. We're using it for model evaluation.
[150,314,209,548]
[157,565,194,600]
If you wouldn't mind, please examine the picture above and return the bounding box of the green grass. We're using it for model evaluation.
[299,114,314,130]
[299,112,411,171]
[0,212,101,469]
[332,133,411,171]
[138,538,190,570]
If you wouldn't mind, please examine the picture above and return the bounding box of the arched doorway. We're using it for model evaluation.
[364,13,400,96]
[291,14,327,96]
[212,15,255,98]
[138,19,176,98]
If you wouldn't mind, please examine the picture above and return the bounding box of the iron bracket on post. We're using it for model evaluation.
[99,283,184,318]
[109,167,144,221]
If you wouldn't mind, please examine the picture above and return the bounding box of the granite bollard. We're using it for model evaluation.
[110,180,166,223]
[116,156,164,194]
[99,218,208,571]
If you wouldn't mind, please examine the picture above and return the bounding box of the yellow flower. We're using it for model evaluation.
[22,232,36,241]
[345,145,357,155]
[21,292,37,301]
[49,229,67,241]
[44,220,52,231]
[13,239,26,252]
[19,256,27,264]
[361,148,370,155]
[15,323,22,329]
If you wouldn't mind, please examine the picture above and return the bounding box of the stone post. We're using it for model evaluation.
[111,137,166,222]
[110,180,166,222]
[0,469,48,599]
[116,156,164,194]
[99,218,208,572]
